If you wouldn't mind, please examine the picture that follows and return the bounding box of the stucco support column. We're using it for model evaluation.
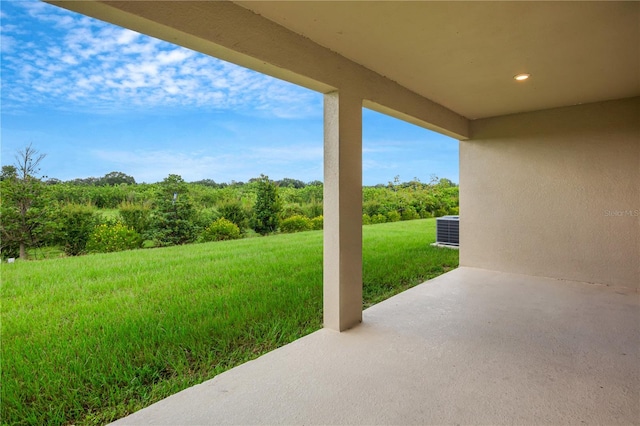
[323,91,363,332]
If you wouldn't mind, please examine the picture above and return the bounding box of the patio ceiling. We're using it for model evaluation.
[235,1,640,119]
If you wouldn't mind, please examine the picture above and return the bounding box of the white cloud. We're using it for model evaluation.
[157,49,192,64]
[0,34,16,53]
[60,54,78,65]
[20,1,50,17]
[116,29,139,45]
[1,1,321,118]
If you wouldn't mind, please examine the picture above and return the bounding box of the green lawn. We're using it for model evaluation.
[1,219,458,425]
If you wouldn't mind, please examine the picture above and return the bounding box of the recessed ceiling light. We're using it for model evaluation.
[514,73,530,81]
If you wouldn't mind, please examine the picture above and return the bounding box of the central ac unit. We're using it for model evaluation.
[436,215,459,246]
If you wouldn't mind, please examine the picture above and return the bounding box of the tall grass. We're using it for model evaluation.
[1,219,458,425]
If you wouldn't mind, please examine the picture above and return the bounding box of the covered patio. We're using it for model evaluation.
[48,1,639,424]
[111,267,639,424]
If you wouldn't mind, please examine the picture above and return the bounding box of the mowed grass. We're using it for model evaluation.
[1,219,458,425]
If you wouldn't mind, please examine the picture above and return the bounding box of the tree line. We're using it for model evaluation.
[0,145,458,260]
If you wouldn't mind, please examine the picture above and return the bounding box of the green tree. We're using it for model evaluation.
[191,179,224,188]
[99,171,135,186]
[437,177,456,188]
[45,177,62,185]
[150,174,198,246]
[252,174,281,235]
[0,165,17,181]
[0,145,56,259]
[276,178,306,189]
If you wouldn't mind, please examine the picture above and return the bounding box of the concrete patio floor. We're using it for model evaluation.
[111,267,639,425]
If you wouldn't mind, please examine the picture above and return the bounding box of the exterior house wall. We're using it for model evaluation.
[460,97,639,289]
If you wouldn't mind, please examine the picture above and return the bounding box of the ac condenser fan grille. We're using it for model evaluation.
[436,215,459,246]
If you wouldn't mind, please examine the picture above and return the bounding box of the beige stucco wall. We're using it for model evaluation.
[460,97,640,289]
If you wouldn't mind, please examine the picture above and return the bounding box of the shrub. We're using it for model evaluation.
[419,209,434,219]
[149,204,198,246]
[0,243,20,261]
[371,213,387,224]
[56,204,99,256]
[86,223,143,253]
[302,201,323,219]
[279,215,312,233]
[363,200,386,217]
[310,215,323,230]
[401,207,420,221]
[217,201,247,230]
[281,203,305,219]
[200,218,241,242]
[386,211,401,222]
[149,175,198,246]
[118,202,151,235]
[252,175,281,235]
[434,208,448,218]
[362,214,371,225]
[194,207,219,229]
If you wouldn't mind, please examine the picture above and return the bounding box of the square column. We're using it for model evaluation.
[323,91,363,331]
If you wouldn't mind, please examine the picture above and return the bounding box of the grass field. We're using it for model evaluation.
[1,219,458,425]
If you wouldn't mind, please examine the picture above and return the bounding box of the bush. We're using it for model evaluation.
[57,204,99,256]
[386,211,401,222]
[401,207,420,221]
[363,200,386,217]
[302,201,322,219]
[434,208,448,218]
[279,215,312,233]
[252,175,281,235]
[200,218,241,242]
[281,203,305,219]
[118,202,151,235]
[362,214,371,225]
[87,223,143,253]
[371,213,387,224]
[0,240,20,261]
[149,175,198,246]
[310,215,323,230]
[193,207,218,230]
[149,201,198,246]
[218,201,247,230]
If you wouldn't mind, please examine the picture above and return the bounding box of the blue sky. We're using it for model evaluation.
[0,0,459,185]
